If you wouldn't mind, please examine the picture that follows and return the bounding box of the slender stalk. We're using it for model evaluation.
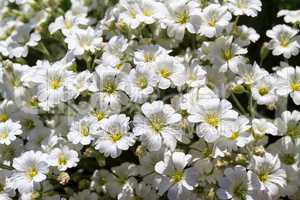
[0,163,14,170]
[231,93,247,115]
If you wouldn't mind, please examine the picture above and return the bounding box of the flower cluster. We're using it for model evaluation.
[0,0,300,199]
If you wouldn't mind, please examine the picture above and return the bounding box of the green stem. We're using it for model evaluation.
[0,163,14,170]
[248,91,256,120]
[231,94,247,115]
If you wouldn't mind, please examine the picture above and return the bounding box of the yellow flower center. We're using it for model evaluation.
[111,132,122,142]
[80,126,90,137]
[171,171,183,183]
[64,20,73,29]
[258,87,269,96]
[0,132,8,140]
[50,79,62,90]
[287,127,299,138]
[222,48,233,61]
[258,172,269,183]
[143,9,153,17]
[206,113,220,127]
[150,118,165,133]
[24,119,35,130]
[115,63,122,70]
[236,0,247,9]
[0,114,9,122]
[208,15,217,27]
[103,82,117,94]
[93,111,106,121]
[136,76,148,89]
[130,10,137,18]
[58,154,67,166]
[30,96,39,107]
[160,68,171,78]
[229,131,239,140]
[281,154,296,165]
[290,82,300,92]
[26,167,38,180]
[144,53,155,63]
[279,34,290,47]
[176,10,190,24]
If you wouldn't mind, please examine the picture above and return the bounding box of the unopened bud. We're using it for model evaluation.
[31,192,41,200]
[57,172,70,185]
[254,146,265,156]
[84,147,94,157]
[231,83,245,94]
[260,42,269,63]
[235,153,248,165]
[207,188,216,200]
[135,145,146,158]
[216,159,228,168]
[267,102,276,110]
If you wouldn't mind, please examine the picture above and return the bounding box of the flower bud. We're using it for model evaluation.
[260,42,269,63]
[254,146,265,156]
[231,83,245,94]
[57,172,70,185]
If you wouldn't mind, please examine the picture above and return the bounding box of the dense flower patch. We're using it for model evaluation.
[0,0,300,199]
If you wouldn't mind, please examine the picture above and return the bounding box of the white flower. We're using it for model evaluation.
[252,118,278,137]
[48,146,79,171]
[207,36,247,73]
[133,101,182,151]
[268,136,300,168]
[231,25,260,47]
[155,56,186,89]
[91,67,128,111]
[8,25,41,58]
[65,27,102,56]
[7,151,49,193]
[68,116,100,145]
[133,44,169,67]
[163,0,201,40]
[236,62,268,85]
[198,4,232,38]
[185,60,207,88]
[248,153,287,199]
[181,87,218,114]
[274,110,300,138]
[32,60,76,111]
[266,25,300,59]
[276,66,300,105]
[252,75,278,105]
[155,152,197,200]
[119,1,144,29]
[188,99,238,143]
[101,35,128,68]
[88,94,120,121]
[217,116,252,152]
[278,10,300,24]
[49,11,89,36]
[72,70,93,97]
[226,0,262,17]
[95,114,135,158]
[120,66,158,103]
[0,120,22,145]
[136,0,166,25]
[217,166,259,200]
